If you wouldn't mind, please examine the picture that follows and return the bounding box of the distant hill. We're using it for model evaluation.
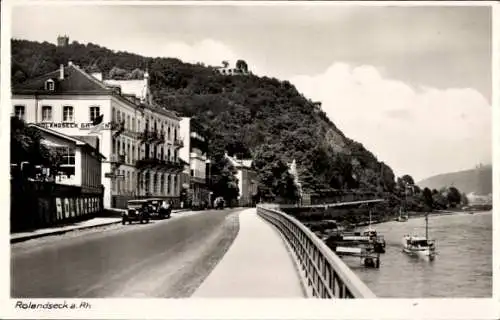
[11,38,398,194]
[418,165,492,195]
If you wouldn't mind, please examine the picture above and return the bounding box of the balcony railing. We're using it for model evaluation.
[256,205,377,299]
[139,130,165,144]
[173,138,184,149]
[110,120,125,138]
[108,153,126,165]
[135,158,184,173]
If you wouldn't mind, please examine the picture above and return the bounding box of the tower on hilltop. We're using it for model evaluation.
[57,35,69,47]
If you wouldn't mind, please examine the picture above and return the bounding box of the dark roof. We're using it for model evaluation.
[72,135,99,150]
[13,63,181,120]
[13,64,113,95]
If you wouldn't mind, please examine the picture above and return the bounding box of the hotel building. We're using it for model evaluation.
[12,62,184,209]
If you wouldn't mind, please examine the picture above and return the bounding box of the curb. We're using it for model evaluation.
[10,221,122,244]
[11,209,194,244]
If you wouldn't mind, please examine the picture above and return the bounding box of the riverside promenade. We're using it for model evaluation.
[192,208,305,298]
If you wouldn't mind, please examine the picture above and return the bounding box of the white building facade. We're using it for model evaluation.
[179,117,210,208]
[12,62,183,209]
[225,153,258,207]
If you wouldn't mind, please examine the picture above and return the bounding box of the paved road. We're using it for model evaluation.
[11,209,242,298]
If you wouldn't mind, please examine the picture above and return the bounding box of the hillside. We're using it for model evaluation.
[11,38,397,196]
[418,165,492,195]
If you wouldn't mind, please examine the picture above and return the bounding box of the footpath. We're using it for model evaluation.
[192,208,305,298]
[10,208,188,244]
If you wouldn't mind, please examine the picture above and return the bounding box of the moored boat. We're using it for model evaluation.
[402,213,436,261]
[362,211,386,253]
[402,235,436,260]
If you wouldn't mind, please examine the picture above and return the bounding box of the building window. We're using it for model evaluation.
[45,79,55,91]
[112,108,116,122]
[145,172,150,194]
[168,127,171,140]
[160,174,165,194]
[173,175,178,194]
[160,174,167,195]
[54,146,76,177]
[127,115,131,131]
[167,149,171,162]
[132,119,136,132]
[190,169,194,177]
[63,106,74,122]
[41,106,53,122]
[153,174,158,194]
[126,171,130,193]
[14,105,25,120]
[127,142,131,164]
[167,175,171,194]
[89,106,100,122]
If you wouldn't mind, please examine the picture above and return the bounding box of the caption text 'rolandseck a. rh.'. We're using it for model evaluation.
[15,300,92,310]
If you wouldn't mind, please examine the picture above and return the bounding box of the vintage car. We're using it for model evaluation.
[122,199,151,225]
[145,198,172,219]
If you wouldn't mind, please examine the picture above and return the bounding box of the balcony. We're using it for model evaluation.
[135,158,184,173]
[139,129,165,144]
[108,153,125,165]
[173,138,184,149]
[110,120,125,138]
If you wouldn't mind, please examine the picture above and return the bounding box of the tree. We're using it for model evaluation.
[221,60,229,68]
[432,192,448,210]
[235,59,249,73]
[401,174,415,186]
[447,187,461,207]
[252,144,299,203]
[210,157,239,205]
[422,187,434,210]
[108,66,128,79]
[128,68,145,79]
[10,117,63,180]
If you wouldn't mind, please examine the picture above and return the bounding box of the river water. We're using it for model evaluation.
[342,211,492,298]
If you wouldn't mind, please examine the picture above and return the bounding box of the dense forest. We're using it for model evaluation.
[11,39,467,209]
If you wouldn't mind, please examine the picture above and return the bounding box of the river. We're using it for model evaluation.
[342,210,492,298]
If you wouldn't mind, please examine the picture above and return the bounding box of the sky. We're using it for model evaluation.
[11,3,492,181]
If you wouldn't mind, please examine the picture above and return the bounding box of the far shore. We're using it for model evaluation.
[355,209,488,228]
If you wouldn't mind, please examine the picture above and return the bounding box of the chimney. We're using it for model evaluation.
[59,64,64,80]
